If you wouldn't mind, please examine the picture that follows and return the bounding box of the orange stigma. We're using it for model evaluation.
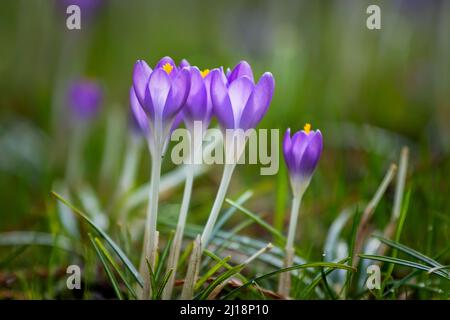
[162,63,174,74]
[200,69,210,78]
[304,123,311,134]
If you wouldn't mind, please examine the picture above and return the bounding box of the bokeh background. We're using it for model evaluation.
[0,0,449,298]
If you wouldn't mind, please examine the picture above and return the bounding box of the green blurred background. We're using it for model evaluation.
[0,0,449,297]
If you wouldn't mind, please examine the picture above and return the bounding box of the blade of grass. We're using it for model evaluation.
[223,261,355,300]
[156,269,173,299]
[225,198,285,243]
[196,255,232,290]
[88,234,123,300]
[359,254,450,280]
[373,235,446,271]
[155,230,174,281]
[52,191,143,287]
[94,237,137,299]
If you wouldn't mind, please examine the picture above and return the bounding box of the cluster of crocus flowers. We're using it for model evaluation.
[278,124,323,296]
[130,57,275,299]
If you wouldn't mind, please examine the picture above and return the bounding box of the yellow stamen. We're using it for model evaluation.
[304,123,311,134]
[200,69,210,78]
[162,62,174,75]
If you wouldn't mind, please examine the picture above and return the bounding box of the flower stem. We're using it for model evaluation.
[201,163,236,248]
[138,152,162,299]
[278,194,302,297]
[162,164,195,299]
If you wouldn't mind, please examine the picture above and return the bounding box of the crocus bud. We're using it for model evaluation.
[131,56,191,152]
[210,61,274,131]
[283,124,323,197]
[68,79,102,121]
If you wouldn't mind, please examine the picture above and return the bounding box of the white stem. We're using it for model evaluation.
[392,147,409,220]
[278,194,302,297]
[162,164,195,300]
[138,152,162,299]
[201,163,236,248]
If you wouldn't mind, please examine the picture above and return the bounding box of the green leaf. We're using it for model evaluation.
[359,254,450,280]
[155,230,174,281]
[225,198,285,243]
[94,238,137,299]
[374,235,447,272]
[88,234,123,300]
[146,259,158,299]
[52,191,143,287]
[223,261,355,300]
[212,191,253,237]
[196,255,231,290]
[196,264,245,300]
[156,269,174,300]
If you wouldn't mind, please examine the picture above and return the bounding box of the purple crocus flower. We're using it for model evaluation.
[182,66,214,131]
[283,124,323,196]
[210,61,274,131]
[131,56,190,151]
[68,79,102,121]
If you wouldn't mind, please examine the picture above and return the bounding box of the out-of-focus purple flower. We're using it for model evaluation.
[68,79,102,121]
[210,61,274,131]
[182,66,214,131]
[283,124,323,196]
[131,56,190,151]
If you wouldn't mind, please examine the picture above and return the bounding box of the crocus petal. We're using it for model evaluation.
[283,129,295,172]
[211,69,235,129]
[179,59,190,68]
[162,67,190,122]
[132,60,152,106]
[130,87,149,135]
[299,130,323,178]
[239,72,274,130]
[171,111,184,133]
[155,56,177,70]
[290,131,310,174]
[184,67,207,124]
[227,61,254,84]
[228,76,254,126]
[145,68,171,119]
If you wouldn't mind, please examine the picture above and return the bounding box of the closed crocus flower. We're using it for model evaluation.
[68,79,102,121]
[283,124,323,196]
[132,56,190,152]
[131,56,190,299]
[210,61,274,131]
[199,61,274,250]
[278,123,323,297]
